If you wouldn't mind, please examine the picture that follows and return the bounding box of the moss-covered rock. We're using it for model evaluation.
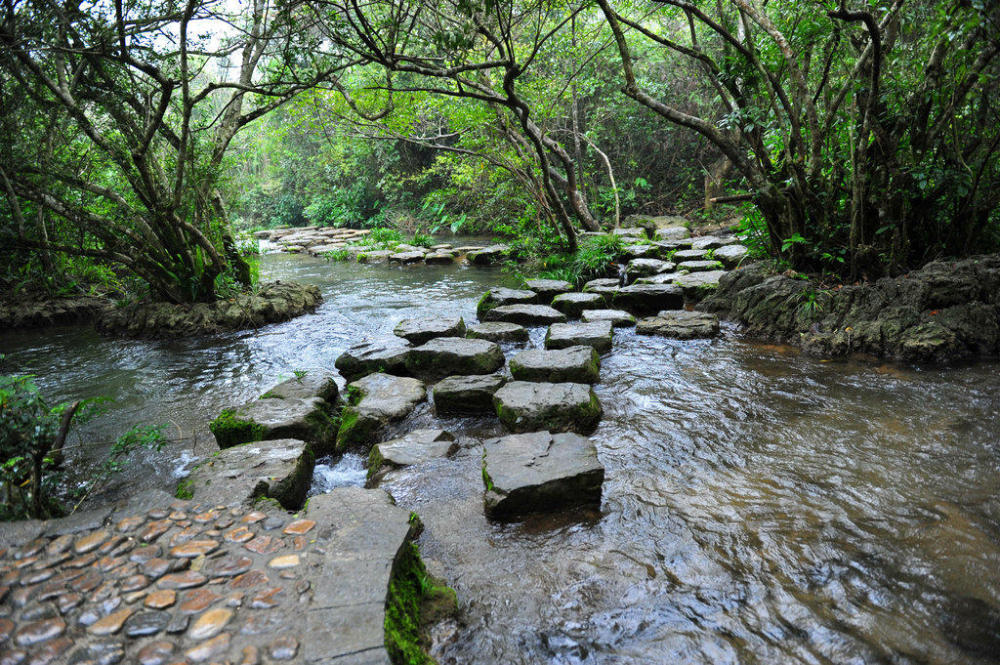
[476,287,537,318]
[493,381,602,434]
[209,396,337,454]
[509,346,601,384]
[335,373,427,450]
[404,337,504,380]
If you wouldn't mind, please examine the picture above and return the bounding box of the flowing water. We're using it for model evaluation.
[2,251,999,664]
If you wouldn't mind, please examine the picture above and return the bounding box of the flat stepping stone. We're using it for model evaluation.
[334,339,411,381]
[581,279,620,303]
[626,258,674,277]
[581,309,636,327]
[424,252,456,264]
[187,439,314,510]
[550,292,605,317]
[431,244,453,250]
[673,270,728,300]
[612,283,684,314]
[481,304,567,325]
[482,431,604,521]
[509,346,601,384]
[691,235,732,250]
[655,226,691,240]
[261,369,339,403]
[637,310,720,339]
[433,374,507,414]
[337,373,427,449]
[466,244,509,265]
[368,429,458,483]
[493,381,602,434]
[524,279,573,303]
[210,397,335,453]
[454,245,485,252]
[713,244,748,268]
[677,260,724,272]
[612,227,645,238]
[393,244,424,253]
[405,337,504,379]
[672,248,709,261]
[394,317,466,345]
[476,287,537,318]
[583,278,619,290]
[466,321,529,343]
[545,321,614,353]
[357,250,394,263]
[621,244,658,259]
[634,272,680,285]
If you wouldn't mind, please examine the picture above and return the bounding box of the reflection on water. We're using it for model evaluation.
[2,252,1000,664]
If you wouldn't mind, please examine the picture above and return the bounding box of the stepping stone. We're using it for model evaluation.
[334,339,412,381]
[672,270,727,300]
[388,251,425,264]
[581,309,636,327]
[612,283,684,315]
[393,244,424,253]
[431,244,453,250]
[626,258,674,278]
[545,321,614,353]
[394,317,466,345]
[261,369,339,403]
[356,250,393,264]
[634,272,680,285]
[654,239,694,252]
[509,346,600,384]
[672,248,709,261]
[209,397,335,454]
[691,235,732,250]
[424,252,456,264]
[636,310,720,339]
[677,260,723,272]
[336,373,426,449]
[368,429,458,483]
[433,374,507,414]
[453,245,485,253]
[581,279,620,303]
[583,278,619,290]
[524,279,573,303]
[466,244,509,265]
[655,226,691,240]
[405,337,504,380]
[621,244,658,259]
[612,227,646,238]
[493,381,602,434]
[713,244,748,268]
[186,439,314,510]
[482,431,604,521]
[465,322,528,343]
[550,292,605,318]
[481,304,566,325]
[476,287,537,318]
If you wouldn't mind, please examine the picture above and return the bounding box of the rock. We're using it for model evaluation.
[209,397,335,453]
[482,431,604,520]
[583,278,619,291]
[465,322,529,343]
[433,374,508,414]
[186,439,315,510]
[550,292,606,318]
[0,296,112,330]
[580,309,636,327]
[493,381,602,434]
[673,270,727,300]
[336,373,426,449]
[524,279,574,303]
[636,311,720,339]
[334,339,412,381]
[368,429,458,481]
[431,244,453,250]
[655,226,691,240]
[621,244,658,259]
[581,279,620,303]
[612,283,685,314]
[691,235,732,250]
[713,244,749,268]
[481,304,567,325]
[453,245,485,253]
[677,260,724,272]
[424,252,456,265]
[404,337,504,380]
[261,369,339,403]
[476,287,537,318]
[509,346,601,384]
[626,258,674,277]
[393,244,423,253]
[356,250,394,264]
[393,317,467,345]
[634,272,680,285]
[612,228,646,239]
[466,245,509,265]
[544,321,614,353]
[672,248,709,261]
[389,251,425,265]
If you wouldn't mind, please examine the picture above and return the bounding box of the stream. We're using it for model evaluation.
[2,251,999,664]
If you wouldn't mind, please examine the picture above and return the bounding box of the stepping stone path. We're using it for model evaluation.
[394,316,466,345]
[188,439,314,510]
[510,346,601,384]
[476,287,537,318]
[550,292,605,317]
[334,338,412,381]
[337,373,426,449]
[524,279,573,303]
[433,374,507,414]
[405,337,504,380]
[612,283,685,315]
[465,321,528,343]
[482,431,604,521]
[368,429,458,484]
[545,321,614,353]
[581,309,636,327]
[637,310,721,339]
[493,381,602,434]
[481,304,567,326]
[0,488,426,665]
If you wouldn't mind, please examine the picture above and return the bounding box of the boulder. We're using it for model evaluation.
[550,292,606,317]
[482,431,604,521]
[626,258,674,277]
[691,235,732,250]
[544,321,614,353]
[524,279,574,303]
[261,369,339,403]
[580,309,636,327]
[481,304,567,325]
[389,251,426,265]
[493,381,602,434]
[187,439,314,510]
[466,321,529,343]
[509,346,601,383]
[677,260,724,272]
[636,310,720,339]
[476,287,537,318]
[336,373,427,449]
[210,397,336,454]
[713,244,749,268]
[394,317,467,345]
[672,248,709,261]
[405,336,504,380]
[673,270,727,300]
[368,429,458,483]
[466,244,509,265]
[433,374,508,414]
[612,283,685,314]
[334,338,412,381]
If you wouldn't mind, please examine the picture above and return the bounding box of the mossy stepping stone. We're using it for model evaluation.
[433,374,507,414]
[481,304,566,326]
[612,283,684,315]
[336,373,427,450]
[550,292,605,318]
[394,317,466,345]
[493,381,602,434]
[476,287,537,318]
[524,279,573,304]
[580,309,636,327]
[187,439,314,510]
[545,321,613,353]
[465,322,529,343]
[509,346,601,384]
[334,339,412,381]
[636,310,720,339]
[404,337,504,380]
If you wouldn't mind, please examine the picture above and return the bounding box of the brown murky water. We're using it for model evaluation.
[2,252,999,664]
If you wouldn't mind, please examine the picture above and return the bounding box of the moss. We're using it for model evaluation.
[367,445,385,483]
[408,511,424,537]
[209,408,265,448]
[175,477,194,500]
[475,291,493,319]
[345,384,365,405]
[305,408,340,456]
[335,407,380,451]
[481,452,494,491]
[260,390,281,400]
[385,542,456,665]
